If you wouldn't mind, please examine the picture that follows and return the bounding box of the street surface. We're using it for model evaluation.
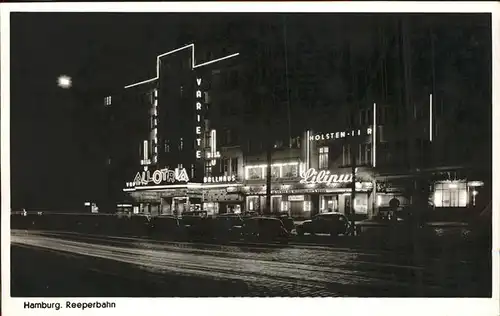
[11,230,490,297]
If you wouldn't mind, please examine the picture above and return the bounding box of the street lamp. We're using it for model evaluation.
[57,75,72,89]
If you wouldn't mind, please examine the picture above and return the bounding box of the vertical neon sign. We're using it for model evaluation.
[373,102,377,167]
[195,78,203,159]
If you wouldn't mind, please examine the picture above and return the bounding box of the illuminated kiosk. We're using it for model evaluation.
[120,44,242,216]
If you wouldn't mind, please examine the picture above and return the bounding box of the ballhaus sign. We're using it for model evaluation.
[309,127,372,141]
[299,168,357,185]
[204,175,237,183]
[126,167,189,187]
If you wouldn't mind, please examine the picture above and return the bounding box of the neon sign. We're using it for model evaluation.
[309,128,372,141]
[299,168,356,185]
[204,175,237,183]
[126,167,189,187]
[195,78,203,159]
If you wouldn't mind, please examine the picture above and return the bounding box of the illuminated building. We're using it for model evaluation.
[110,43,245,216]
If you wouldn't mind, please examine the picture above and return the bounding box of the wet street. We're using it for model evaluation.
[11,230,491,297]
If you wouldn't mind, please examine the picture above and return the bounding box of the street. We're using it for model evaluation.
[11,230,490,297]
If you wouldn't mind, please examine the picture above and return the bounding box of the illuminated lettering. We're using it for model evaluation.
[129,167,189,187]
[196,138,201,146]
[196,126,201,134]
[196,78,202,86]
[299,168,356,185]
[175,168,189,182]
[196,90,202,98]
[152,170,162,184]
[307,128,375,142]
[197,114,200,122]
[203,174,238,183]
[196,150,201,159]
[196,102,202,110]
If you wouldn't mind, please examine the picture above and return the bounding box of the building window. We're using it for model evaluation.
[282,164,298,178]
[104,96,112,106]
[247,166,263,180]
[319,146,329,169]
[247,196,259,212]
[354,195,368,214]
[342,144,351,166]
[164,140,170,153]
[358,144,372,166]
[231,158,238,176]
[205,161,212,177]
[271,165,280,179]
[433,182,467,207]
[303,201,312,212]
[222,158,230,176]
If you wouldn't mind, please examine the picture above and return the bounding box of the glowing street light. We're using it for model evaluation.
[57,75,72,89]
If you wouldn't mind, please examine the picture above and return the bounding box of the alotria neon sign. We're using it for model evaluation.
[126,167,189,188]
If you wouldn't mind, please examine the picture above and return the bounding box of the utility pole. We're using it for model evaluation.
[257,26,273,216]
[349,40,358,220]
[401,17,424,296]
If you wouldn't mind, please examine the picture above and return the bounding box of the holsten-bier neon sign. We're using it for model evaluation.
[309,127,372,141]
[300,168,357,185]
[126,167,189,187]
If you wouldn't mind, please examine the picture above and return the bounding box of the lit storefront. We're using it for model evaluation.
[375,169,488,213]
[123,166,245,216]
[243,162,376,219]
[433,180,485,209]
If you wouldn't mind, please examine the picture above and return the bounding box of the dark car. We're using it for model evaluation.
[242,217,291,243]
[119,214,153,237]
[180,211,214,240]
[273,213,295,233]
[296,212,350,237]
[151,215,186,240]
[212,214,244,241]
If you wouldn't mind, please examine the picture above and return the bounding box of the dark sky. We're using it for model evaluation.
[9,13,491,210]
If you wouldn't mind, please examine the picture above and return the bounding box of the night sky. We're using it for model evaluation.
[9,13,491,211]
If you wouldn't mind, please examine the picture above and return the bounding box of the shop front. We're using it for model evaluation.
[243,184,374,219]
[202,186,244,215]
[243,166,376,219]
[375,167,489,220]
[128,187,203,216]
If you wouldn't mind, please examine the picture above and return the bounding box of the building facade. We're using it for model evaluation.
[108,40,490,220]
[109,44,245,216]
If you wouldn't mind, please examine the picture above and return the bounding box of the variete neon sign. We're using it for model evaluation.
[299,168,357,185]
[204,175,237,183]
[126,167,189,187]
[195,78,203,159]
[309,128,372,141]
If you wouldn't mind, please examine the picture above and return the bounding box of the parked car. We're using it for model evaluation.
[296,212,350,237]
[274,213,295,233]
[120,214,152,237]
[212,214,244,241]
[180,212,213,240]
[242,217,291,243]
[151,215,186,240]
